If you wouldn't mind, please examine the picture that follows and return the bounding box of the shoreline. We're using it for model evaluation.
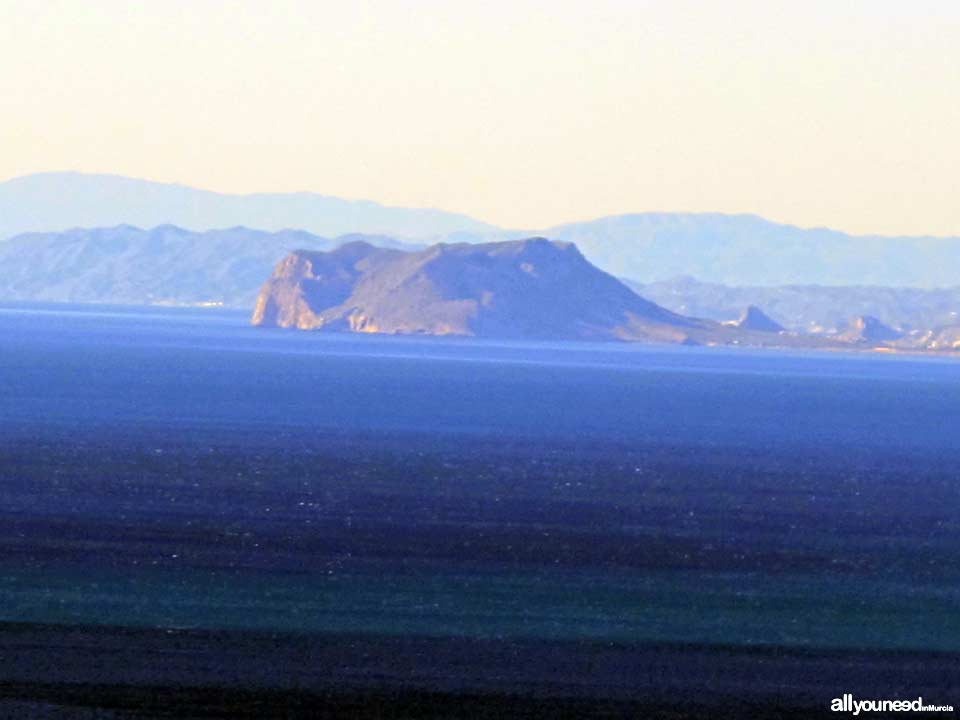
[3,300,960,360]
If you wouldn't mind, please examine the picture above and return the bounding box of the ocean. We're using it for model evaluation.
[1,303,958,717]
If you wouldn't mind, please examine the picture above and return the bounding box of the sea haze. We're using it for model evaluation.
[1,304,958,711]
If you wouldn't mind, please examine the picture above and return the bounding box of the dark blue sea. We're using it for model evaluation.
[1,302,958,716]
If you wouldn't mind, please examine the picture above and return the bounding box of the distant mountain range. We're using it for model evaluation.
[539,213,960,288]
[252,239,831,348]
[3,172,960,350]
[3,216,957,350]
[0,225,416,307]
[4,172,960,288]
[5,221,960,338]
[628,276,960,334]
[0,172,497,240]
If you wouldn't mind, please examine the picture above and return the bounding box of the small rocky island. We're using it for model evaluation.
[251,238,843,348]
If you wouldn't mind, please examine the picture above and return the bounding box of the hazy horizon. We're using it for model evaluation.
[6,168,960,241]
[4,1,959,236]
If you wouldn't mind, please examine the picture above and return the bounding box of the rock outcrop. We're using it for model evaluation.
[839,315,903,344]
[252,238,732,344]
[726,306,785,333]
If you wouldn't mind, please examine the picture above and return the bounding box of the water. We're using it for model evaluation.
[1,302,959,664]
[4,302,959,449]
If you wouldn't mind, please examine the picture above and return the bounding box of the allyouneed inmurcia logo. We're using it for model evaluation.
[831,694,954,715]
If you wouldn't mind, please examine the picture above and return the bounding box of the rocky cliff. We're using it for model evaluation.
[252,238,736,344]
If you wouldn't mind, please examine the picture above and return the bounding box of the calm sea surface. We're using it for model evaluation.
[1,302,958,657]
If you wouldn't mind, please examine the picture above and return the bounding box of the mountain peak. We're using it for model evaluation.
[840,315,903,344]
[252,239,711,343]
[727,305,785,333]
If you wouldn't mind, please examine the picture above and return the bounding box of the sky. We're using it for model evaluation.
[2,0,959,235]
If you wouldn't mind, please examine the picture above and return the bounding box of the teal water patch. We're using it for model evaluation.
[2,564,958,653]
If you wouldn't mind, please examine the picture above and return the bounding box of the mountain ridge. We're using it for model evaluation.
[627,275,960,334]
[535,213,960,288]
[0,224,417,307]
[0,172,497,240]
[252,241,960,352]
[6,172,960,287]
[252,238,724,344]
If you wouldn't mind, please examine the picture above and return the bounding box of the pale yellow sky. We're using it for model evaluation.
[3,0,958,234]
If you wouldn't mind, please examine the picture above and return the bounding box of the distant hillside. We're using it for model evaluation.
[8,174,960,288]
[628,276,960,333]
[726,306,785,334]
[5,172,960,316]
[839,316,903,344]
[0,225,415,307]
[0,172,497,240]
[916,325,960,351]
[538,213,960,288]
[253,238,751,345]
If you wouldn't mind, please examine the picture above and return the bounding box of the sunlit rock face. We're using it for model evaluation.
[725,305,786,333]
[252,238,733,344]
[839,315,903,344]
